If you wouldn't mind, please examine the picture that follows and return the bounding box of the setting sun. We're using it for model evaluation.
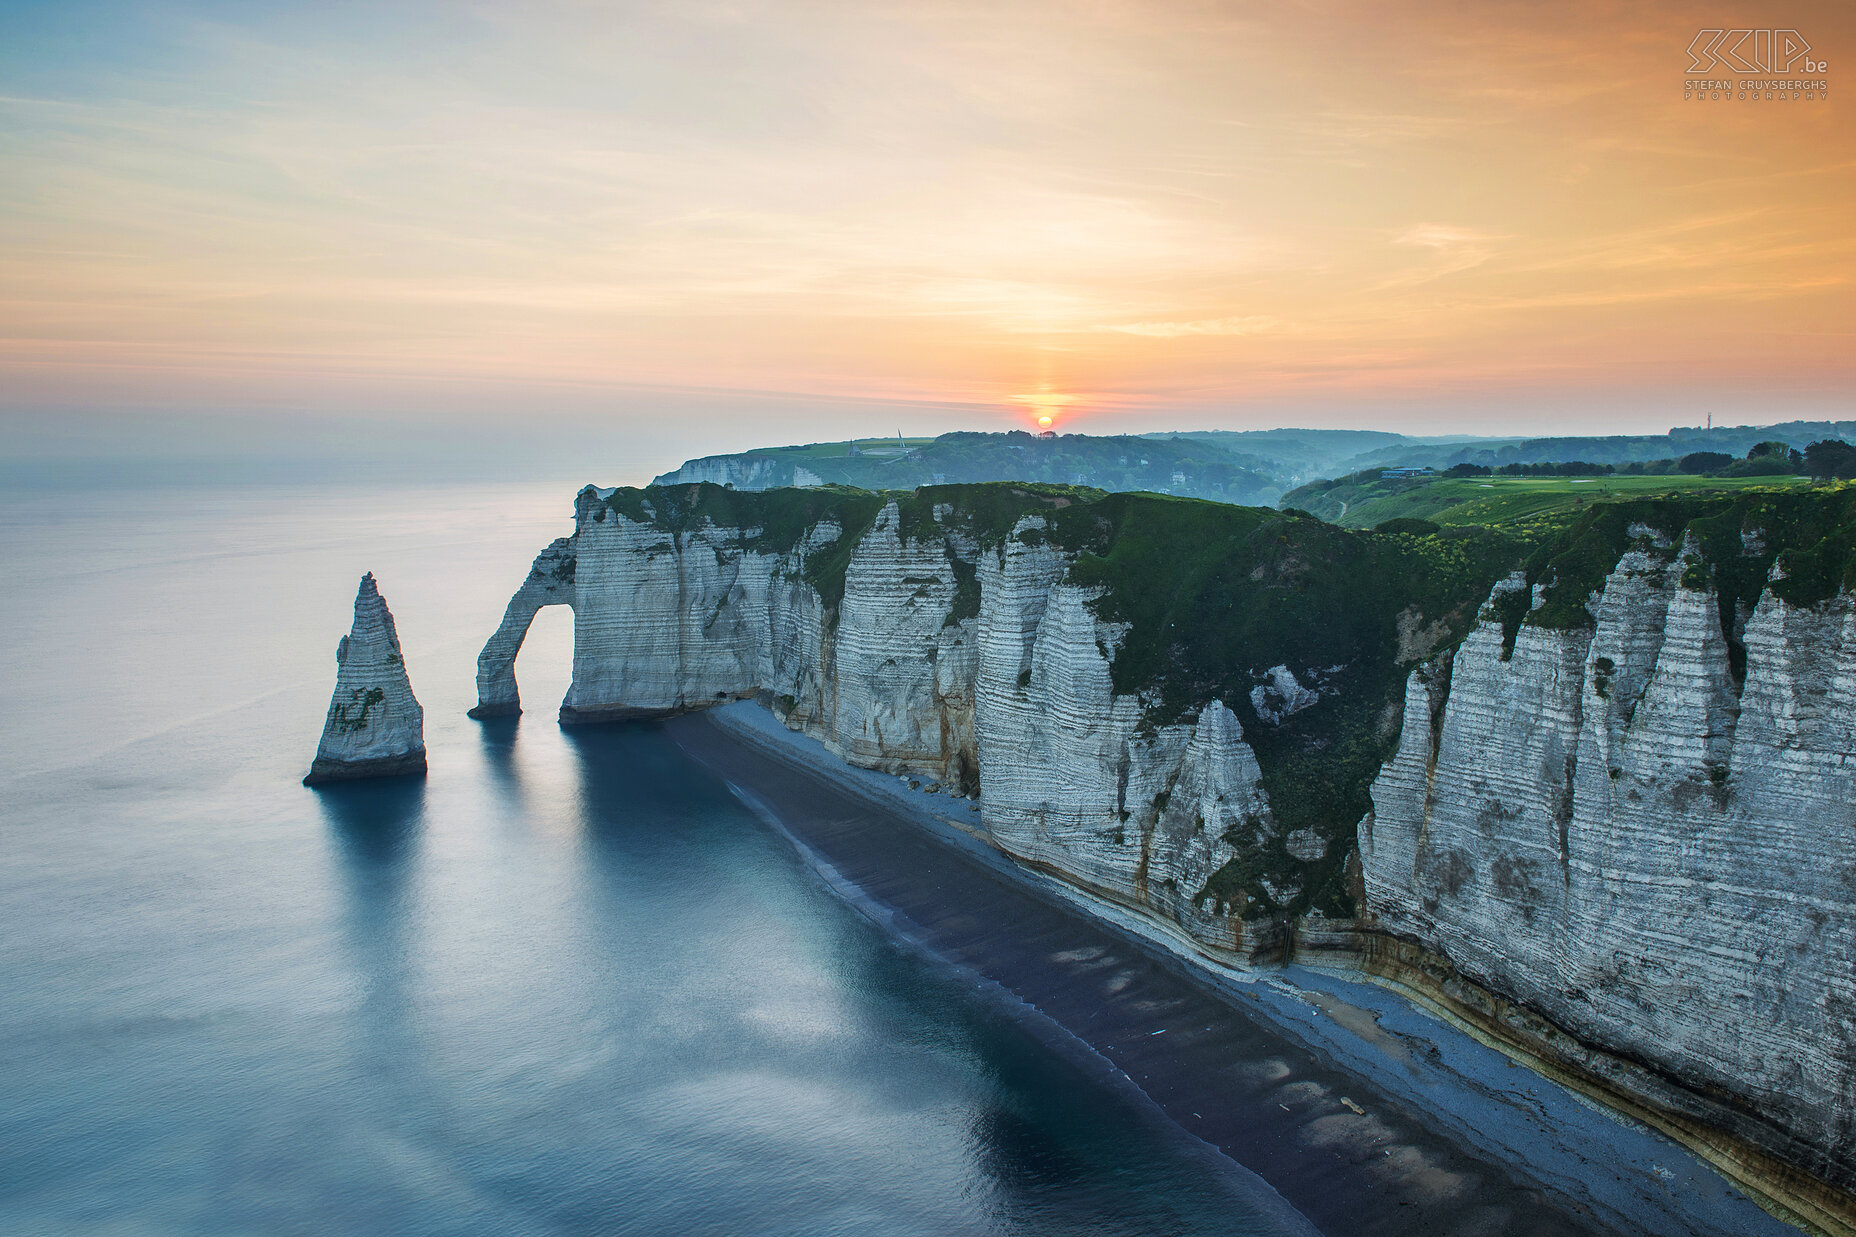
[1013,390,1076,432]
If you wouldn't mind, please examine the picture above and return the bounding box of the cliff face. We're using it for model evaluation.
[305,573,426,784]
[1362,533,1856,1200]
[968,534,1272,953]
[474,481,1856,1218]
[654,453,803,490]
[475,483,1505,950]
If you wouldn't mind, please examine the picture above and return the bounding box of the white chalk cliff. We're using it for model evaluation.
[473,483,1856,1224]
[305,573,426,784]
[476,488,1284,954]
[1362,538,1856,1209]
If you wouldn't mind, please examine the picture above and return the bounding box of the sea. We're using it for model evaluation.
[0,479,1301,1236]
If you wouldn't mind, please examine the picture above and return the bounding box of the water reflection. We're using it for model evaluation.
[562,720,745,866]
[289,721,1297,1236]
[474,714,523,801]
[315,776,426,868]
[316,776,424,1015]
[555,720,1289,1236]
[313,767,437,1169]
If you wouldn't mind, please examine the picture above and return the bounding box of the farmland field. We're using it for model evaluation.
[1292,472,1812,530]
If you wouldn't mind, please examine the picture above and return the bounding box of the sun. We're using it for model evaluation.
[1011,389,1076,431]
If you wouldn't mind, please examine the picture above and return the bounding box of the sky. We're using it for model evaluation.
[1,0,1851,479]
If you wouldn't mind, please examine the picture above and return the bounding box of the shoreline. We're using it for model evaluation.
[670,701,1802,1237]
[717,774,1326,1237]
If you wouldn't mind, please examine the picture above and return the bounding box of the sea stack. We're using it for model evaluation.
[304,573,426,785]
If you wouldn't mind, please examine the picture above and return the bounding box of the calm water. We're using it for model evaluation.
[0,481,1299,1236]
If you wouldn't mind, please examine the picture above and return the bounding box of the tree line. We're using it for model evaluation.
[1442,440,1856,481]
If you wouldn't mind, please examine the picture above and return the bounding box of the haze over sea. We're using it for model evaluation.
[0,478,1300,1236]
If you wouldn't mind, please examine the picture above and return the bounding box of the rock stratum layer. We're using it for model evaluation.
[476,481,1856,1229]
[305,573,426,784]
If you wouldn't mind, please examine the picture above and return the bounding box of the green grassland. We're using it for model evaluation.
[1287,471,1810,531]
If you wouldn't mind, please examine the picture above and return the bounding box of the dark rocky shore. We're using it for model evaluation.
[667,704,1801,1237]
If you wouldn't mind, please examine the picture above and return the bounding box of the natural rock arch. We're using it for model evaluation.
[468,537,576,718]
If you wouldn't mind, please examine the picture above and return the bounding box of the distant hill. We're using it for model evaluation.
[653,431,1281,505]
[653,421,1853,508]
[1144,428,1494,492]
[1337,420,1853,473]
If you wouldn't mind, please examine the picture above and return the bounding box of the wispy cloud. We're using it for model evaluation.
[0,0,1850,433]
[1105,315,1280,338]
[1393,224,1503,252]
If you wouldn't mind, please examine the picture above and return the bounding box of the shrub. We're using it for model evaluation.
[1803,440,1856,480]
[1374,517,1441,535]
[1720,456,1799,477]
[1679,451,1734,474]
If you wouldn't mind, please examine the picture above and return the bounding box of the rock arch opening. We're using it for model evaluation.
[468,537,576,719]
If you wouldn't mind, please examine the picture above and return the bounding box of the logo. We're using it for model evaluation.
[1686,29,1819,73]
[1683,29,1828,101]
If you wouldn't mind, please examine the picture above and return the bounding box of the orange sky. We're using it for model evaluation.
[0,0,1850,446]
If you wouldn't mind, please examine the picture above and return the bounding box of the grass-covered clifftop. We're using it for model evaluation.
[592,479,1855,921]
[598,480,1531,919]
[1504,485,1856,683]
[598,482,888,610]
[1282,469,1809,530]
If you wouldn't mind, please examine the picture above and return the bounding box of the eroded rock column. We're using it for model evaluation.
[305,573,426,784]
